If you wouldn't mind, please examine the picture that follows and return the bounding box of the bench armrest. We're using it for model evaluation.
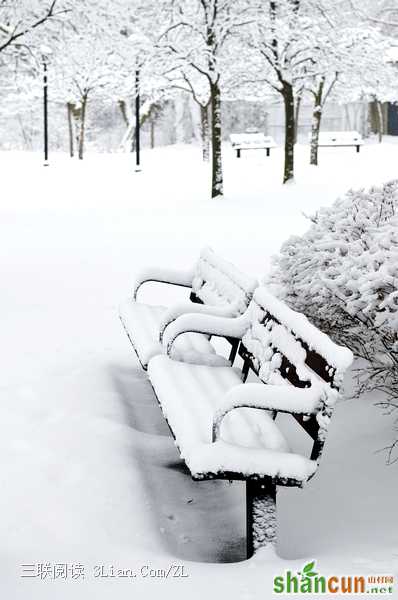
[133,266,195,300]
[159,302,237,342]
[212,383,324,442]
[163,311,250,356]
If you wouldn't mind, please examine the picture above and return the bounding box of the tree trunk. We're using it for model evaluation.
[310,107,322,166]
[131,128,136,153]
[189,95,201,144]
[174,95,185,144]
[210,81,223,198]
[310,79,325,166]
[74,109,80,157]
[69,103,81,158]
[294,93,302,144]
[282,82,295,183]
[376,100,384,143]
[343,104,352,131]
[361,100,368,138]
[200,103,210,162]
[150,118,155,149]
[118,99,135,151]
[118,99,129,127]
[17,115,31,150]
[78,94,88,160]
[67,103,74,158]
[119,100,162,153]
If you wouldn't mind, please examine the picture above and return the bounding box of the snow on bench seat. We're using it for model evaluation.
[230,133,277,149]
[148,355,316,482]
[189,441,317,482]
[230,133,277,158]
[119,301,228,368]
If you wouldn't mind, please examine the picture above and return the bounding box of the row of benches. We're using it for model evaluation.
[120,248,353,558]
[230,131,363,158]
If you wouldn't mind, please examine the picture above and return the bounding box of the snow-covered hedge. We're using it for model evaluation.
[268,181,398,462]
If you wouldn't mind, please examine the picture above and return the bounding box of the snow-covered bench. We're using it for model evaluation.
[119,247,258,369]
[230,133,277,158]
[148,287,353,558]
[317,131,363,153]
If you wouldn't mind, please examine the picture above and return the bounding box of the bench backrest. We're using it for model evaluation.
[240,288,353,458]
[191,247,258,316]
[230,133,274,147]
[318,130,363,144]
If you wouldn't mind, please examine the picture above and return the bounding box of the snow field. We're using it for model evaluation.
[1,142,398,598]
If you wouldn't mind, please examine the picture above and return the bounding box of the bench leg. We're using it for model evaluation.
[241,360,250,382]
[236,149,241,158]
[246,478,277,558]
[266,147,270,157]
[228,339,239,364]
[356,145,360,153]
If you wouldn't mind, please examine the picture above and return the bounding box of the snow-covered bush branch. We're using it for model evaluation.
[268,180,398,462]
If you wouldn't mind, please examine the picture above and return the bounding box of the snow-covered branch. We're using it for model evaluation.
[0,0,70,54]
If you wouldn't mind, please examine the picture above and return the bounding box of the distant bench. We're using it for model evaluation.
[230,133,277,158]
[317,130,363,153]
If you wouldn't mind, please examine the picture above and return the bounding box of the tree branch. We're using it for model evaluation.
[0,0,71,53]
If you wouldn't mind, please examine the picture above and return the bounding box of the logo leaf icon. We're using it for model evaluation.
[302,561,317,578]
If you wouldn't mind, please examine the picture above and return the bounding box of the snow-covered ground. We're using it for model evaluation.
[1,141,398,599]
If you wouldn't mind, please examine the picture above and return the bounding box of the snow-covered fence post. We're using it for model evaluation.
[246,478,277,558]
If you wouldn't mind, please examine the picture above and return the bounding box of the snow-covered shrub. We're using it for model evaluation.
[268,181,398,462]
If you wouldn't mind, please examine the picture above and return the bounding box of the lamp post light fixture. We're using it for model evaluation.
[40,45,52,167]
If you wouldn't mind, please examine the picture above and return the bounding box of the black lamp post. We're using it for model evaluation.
[41,46,52,167]
[43,59,49,166]
[135,67,141,172]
